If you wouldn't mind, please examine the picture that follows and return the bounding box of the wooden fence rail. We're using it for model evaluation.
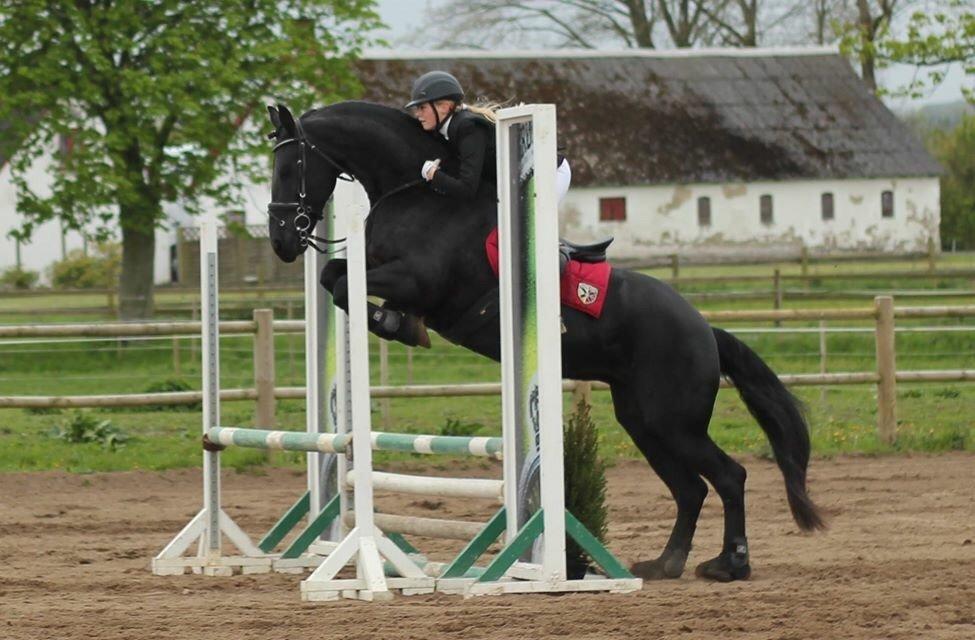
[2,299,975,445]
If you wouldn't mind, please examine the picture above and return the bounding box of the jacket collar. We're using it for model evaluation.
[439,114,453,139]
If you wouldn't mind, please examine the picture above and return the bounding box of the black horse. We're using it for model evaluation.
[266,101,825,582]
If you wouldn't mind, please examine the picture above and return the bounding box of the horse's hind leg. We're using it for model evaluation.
[665,432,751,582]
[612,385,707,580]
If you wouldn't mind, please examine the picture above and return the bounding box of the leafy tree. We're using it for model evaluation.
[926,115,975,250]
[0,1,380,318]
[838,1,910,93]
[878,0,974,101]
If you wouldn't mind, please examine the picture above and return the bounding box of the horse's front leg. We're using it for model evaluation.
[323,259,431,348]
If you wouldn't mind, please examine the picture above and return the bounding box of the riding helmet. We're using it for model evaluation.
[405,71,464,109]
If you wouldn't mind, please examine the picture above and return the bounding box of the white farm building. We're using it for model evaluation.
[358,48,942,262]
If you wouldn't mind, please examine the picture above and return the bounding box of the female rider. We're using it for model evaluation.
[383,72,572,349]
[405,70,571,202]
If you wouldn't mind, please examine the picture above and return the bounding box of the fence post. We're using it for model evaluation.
[927,236,936,272]
[773,268,782,327]
[172,336,181,377]
[253,308,276,429]
[190,302,199,362]
[800,245,809,277]
[406,347,414,385]
[286,299,295,383]
[572,380,592,414]
[818,320,827,404]
[670,254,680,286]
[874,296,896,445]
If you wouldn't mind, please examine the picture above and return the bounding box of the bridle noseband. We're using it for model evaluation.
[268,116,425,255]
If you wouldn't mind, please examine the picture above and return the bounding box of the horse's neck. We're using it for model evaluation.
[310,114,420,203]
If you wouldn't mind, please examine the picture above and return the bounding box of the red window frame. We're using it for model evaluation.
[599,197,626,222]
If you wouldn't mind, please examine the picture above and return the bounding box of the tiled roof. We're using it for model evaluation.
[354,50,942,186]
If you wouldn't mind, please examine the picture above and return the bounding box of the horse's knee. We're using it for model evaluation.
[331,276,349,310]
[320,259,346,292]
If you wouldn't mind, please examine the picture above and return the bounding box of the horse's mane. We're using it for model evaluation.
[303,101,448,160]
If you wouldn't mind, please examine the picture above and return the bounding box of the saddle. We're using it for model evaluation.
[559,237,613,274]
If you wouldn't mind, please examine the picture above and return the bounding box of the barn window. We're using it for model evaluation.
[697,197,711,227]
[599,197,626,222]
[760,194,774,225]
[881,190,894,218]
[821,193,834,221]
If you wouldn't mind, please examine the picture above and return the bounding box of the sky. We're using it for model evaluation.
[371,0,967,111]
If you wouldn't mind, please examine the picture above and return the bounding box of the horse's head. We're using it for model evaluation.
[266,104,344,263]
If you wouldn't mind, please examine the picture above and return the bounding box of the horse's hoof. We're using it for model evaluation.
[695,537,750,582]
[630,550,687,580]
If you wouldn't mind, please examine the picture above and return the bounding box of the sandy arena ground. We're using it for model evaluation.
[1,452,973,639]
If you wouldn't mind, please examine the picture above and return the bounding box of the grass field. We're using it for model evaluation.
[1,254,973,473]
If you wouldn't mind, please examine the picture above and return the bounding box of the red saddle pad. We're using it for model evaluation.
[484,228,610,319]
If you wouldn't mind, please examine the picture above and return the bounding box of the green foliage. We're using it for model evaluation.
[48,243,121,289]
[563,401,608,576]
[0,1,381,311]
[51,411,130,450]
[923,115,975,249]
[878,1,975,102]
[24,406,62,415]
[439,416,483,437]
[139,379,200,412]
[0,266,40,290]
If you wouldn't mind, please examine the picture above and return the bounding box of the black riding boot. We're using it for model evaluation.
[367,304,431,349]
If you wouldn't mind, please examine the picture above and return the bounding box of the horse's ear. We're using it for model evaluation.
[277,104,297,138]
[267,105,282,140]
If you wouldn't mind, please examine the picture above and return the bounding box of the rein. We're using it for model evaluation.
[268,118,423,254]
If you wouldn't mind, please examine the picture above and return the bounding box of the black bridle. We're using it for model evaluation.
[267,117,424,254]
[267,117,353,254]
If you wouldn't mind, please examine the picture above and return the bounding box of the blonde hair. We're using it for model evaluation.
[459,100,508,123]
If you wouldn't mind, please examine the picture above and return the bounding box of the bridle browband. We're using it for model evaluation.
[267,116,423,254]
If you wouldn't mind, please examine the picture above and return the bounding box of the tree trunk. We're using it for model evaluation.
[118,216,156,320]
[857,0,878,92]
[625,0,655,48]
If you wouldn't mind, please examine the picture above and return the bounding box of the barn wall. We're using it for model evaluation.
[559,177,941,261]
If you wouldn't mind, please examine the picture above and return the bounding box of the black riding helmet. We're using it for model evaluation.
[405,71,464,109]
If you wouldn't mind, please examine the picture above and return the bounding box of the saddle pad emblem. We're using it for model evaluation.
[577,282,599,305]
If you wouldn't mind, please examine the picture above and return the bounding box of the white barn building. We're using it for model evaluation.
[357,48,942,261]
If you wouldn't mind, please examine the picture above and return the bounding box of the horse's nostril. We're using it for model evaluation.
[272,238,282,254]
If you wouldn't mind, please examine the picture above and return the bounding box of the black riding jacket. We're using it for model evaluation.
[429,109,496,202]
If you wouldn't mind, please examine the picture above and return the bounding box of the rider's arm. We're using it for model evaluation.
[429,120,487,201]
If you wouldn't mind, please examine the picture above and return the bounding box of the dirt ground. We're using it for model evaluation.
[1,453,973,640]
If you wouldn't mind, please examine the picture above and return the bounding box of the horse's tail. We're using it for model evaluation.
[712,327,826,531]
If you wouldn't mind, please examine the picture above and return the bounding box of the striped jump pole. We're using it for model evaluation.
[204,426,502,459]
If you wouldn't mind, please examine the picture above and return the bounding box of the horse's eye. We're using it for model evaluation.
[279,219,285,227]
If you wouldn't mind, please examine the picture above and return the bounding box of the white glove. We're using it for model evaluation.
[421,158,441,181]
